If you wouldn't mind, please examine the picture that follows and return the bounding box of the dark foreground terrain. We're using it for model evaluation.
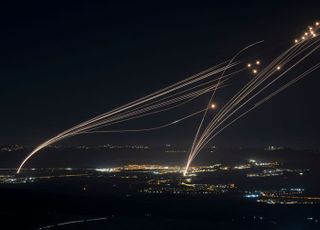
[1,186,320,229]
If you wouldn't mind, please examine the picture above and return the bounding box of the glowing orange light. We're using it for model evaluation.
[316,22,320,26]
[247,63,252,68]
[210,103,216,109]
[256,60,260,65]
[276,66,281,70]
[252,69,258,74]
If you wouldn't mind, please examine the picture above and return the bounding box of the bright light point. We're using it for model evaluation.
[302,36,305,40]
[247,63,252,68]
[305,32,308,36]
[252,69,258,74]
[294,39,299,43]
[256,60,260,65]
[276,66,281,70]
[210,103,216,109]
[309,26,313,30]
[316,22,320,26]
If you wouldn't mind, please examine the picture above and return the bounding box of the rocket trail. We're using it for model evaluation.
[17,61,240,173]
[81,109,207,134]
[184,22,320,175]
[17,21,320,175]
[188,41,264,170]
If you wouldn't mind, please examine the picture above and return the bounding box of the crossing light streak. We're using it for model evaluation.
[16,21,320,176]
[183,22,320,175]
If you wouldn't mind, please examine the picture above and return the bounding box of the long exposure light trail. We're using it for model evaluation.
[184,23,320,175]
[16,61,240,173]
[188,41,264,169]
[17,21,320,175]
[185,45,320,174]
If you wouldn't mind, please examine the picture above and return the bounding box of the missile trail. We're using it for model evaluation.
[184,24,320,175]
[81,109,206,134]
[188,41,264,170]
[16,21,320,175]
[17,62,240,173]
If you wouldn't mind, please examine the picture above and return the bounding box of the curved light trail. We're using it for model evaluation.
[17,22,320,176]
[17,61,240,173]
[184,23,320,175]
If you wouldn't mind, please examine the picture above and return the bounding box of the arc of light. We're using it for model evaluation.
[194,40,320,156]
[199,62,320,150]
[187,39,316,166]
[16,62,239,173]
[184,37,320,174]
[185,40,264,176]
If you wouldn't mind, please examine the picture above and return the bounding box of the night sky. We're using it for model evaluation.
[1,1,320,148]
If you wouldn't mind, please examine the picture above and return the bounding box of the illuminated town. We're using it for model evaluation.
[1,157,319,207]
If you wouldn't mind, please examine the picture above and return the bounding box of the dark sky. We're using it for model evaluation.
[1,1,320,147]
